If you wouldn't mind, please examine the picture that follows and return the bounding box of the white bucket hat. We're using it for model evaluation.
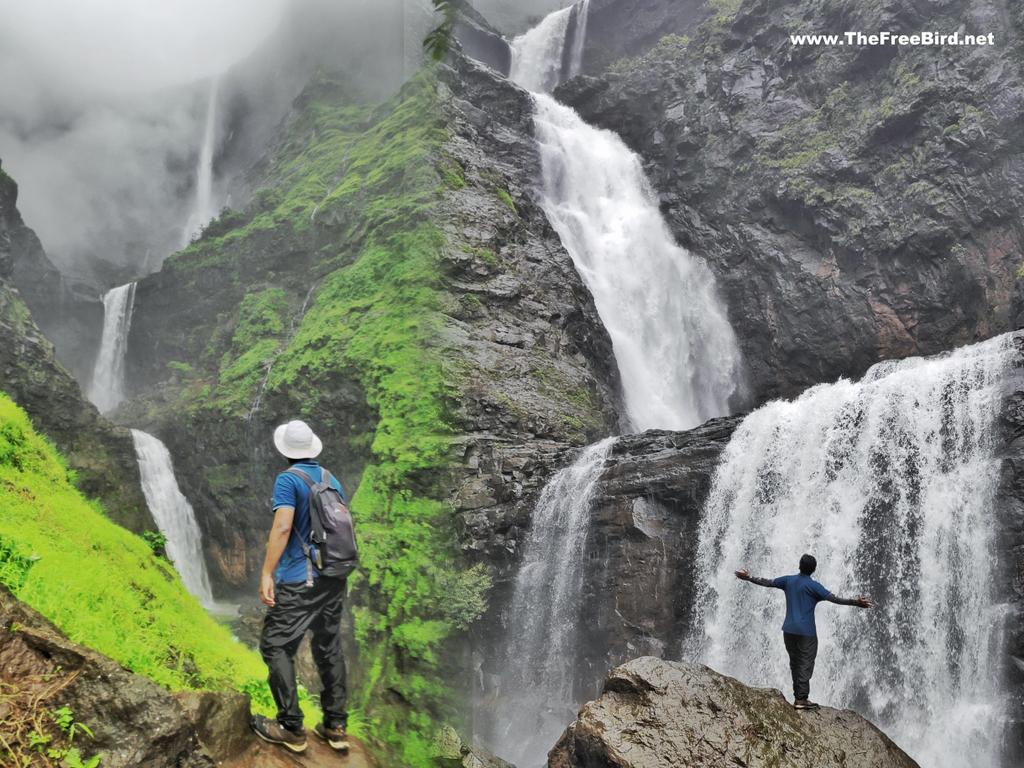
[273,420,323,459]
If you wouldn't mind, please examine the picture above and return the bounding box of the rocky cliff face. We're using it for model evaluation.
[549,657,920,768]
[0,163,150,531]
[0,161,103,384]
[563,0,1024,404]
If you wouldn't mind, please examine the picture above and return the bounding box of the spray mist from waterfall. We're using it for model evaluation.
[689,333,1017,768]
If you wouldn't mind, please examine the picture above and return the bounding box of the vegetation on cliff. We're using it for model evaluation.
[0,392,267,693]
[132,69,490,765]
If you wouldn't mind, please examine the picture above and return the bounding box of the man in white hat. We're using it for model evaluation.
[250,420,351,755]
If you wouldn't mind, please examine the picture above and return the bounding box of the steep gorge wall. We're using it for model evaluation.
[564,0,1024,404]
[0,163,150,531]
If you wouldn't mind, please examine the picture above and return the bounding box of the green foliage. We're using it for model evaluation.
[141,530,168,558]
[0,534,38,592]
[0,393,270,699]
[495,188,517,215]
[424,0,457,61]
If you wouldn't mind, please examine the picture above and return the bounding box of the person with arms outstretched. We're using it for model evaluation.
[735,553,874,710]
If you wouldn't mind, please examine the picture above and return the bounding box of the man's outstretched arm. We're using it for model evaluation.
[735,569,778,588]
[827,594,875,608]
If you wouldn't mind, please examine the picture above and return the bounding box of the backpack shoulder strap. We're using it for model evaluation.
[286,467,315,487]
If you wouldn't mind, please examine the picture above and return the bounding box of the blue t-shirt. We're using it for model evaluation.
[271,460,346,584]
[771,573,834,636]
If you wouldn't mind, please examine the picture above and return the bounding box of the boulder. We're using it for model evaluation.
[548,657,919,768]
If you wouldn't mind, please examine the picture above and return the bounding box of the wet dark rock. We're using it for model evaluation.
[548,657,920,768]
[0,161,151,532]
[581,0,711,75]
[562,0,1024,405]
[455,1,512,76]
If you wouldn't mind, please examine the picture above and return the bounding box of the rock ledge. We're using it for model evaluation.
[549,657,919,768]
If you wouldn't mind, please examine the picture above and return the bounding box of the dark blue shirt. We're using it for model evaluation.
[271,460,346,584]
[771,573,834,636]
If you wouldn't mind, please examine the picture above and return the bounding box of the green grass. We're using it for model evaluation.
[0,392,268,693]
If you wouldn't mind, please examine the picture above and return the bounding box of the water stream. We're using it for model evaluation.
[87,282,136,413]
[132,429,217,608]
[689,333,1017,768]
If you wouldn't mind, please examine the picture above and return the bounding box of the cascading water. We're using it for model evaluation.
[487,3,743,764]
[131,429,216,608]
[181,79,220,246]
[688,333,1018,768]
[489,437,615,765]
[88,282,136,413]
[509,6,574,92]
[531,93,742,431]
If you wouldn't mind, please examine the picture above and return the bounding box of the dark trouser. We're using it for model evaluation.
[259,576,348,732]
[783,632,818,701]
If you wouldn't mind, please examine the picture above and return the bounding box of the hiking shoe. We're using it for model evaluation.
[794,699,821,710]
[315,722,350,753]
[251,714,308,753]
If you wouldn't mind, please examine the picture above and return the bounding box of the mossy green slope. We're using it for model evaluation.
[0,392,266,693]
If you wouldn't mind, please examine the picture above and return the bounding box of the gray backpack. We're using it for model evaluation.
[287,467,358,586]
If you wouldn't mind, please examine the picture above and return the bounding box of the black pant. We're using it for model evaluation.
[783,632,818,701]
[259,576,348,731]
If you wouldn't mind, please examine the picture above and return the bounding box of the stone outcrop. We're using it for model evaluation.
[548,657,919,768]
[563,0,1024,405]
[0,162,151,532]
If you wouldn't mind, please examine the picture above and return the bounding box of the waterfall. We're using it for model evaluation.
[486,4,743,764]
[131,429,216,607]
[566,0,591,77]
[689,333,1017,768]
[88,282,137,413]
[181,79,220,246]
[531,93,742,431]
[489,437,615,765]
[509,6,574,92]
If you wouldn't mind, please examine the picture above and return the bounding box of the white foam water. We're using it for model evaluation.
[530,93,742,431]
[689,333,1017,768]
[488,437,615,766]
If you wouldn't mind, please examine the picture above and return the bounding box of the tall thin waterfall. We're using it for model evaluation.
[181,79,220,246]
[489,438,615,765]
[88,282,136,413]
[566,0,591,77]
[689,333,1017,768]
[531,93,742,431]
[132,429,216,607]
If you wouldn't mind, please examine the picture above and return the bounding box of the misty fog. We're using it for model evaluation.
[0,0,437,285]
